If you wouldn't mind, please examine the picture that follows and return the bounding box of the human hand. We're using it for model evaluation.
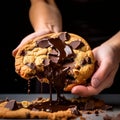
[71,43,119,97]
[12,31,50,57]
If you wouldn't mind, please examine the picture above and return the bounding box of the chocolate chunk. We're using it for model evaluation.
[80,57,91,66]
[49,49,59,56]
[69,40,84,49]
[36,38,50,48]
[85,57,91,64]
[25,63,36,69]
[5,100,18,110]
[43,58,50,66]
[64,74,75,87]
[80,59,87,66]
[70,106,81,116]
[64,45,73,57]
[20,50,26,56]
[32,108,39,111]
[49,55,59,63]
[95,110,99,116]
[58,32,70,42]
[84,100,95,110]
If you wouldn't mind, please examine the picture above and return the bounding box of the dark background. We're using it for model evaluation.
[0,0,120,94]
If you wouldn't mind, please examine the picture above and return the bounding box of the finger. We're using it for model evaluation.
[91,59,112,88]
[72,65,118,97]
[71,85,99,97]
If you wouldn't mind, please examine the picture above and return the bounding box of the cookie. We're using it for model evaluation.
[15,32,95,91]
[0,96,108,119]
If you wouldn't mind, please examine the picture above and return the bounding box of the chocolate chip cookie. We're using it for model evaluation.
[15,32,95,91]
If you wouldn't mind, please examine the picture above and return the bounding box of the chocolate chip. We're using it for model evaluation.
[95,110,99,116]
[80,57,91,66]
[80,59,87,66]
[36,38,50,48]
[20,50,26,56]
[84,100,95,110]
[64,45,73,57]
[49,55,59,63]
[5,100,18,110]
[69,40,84,49]
[32,108,39,111]
[85,57,91,64]
[70,106,81,116]
[36,97,43,101]
[25,63,36,69]
[43,58,50,66]
[58,32,70,42]
[49,49,59,56]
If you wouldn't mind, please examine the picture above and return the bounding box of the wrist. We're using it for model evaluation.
[102,31,120,63]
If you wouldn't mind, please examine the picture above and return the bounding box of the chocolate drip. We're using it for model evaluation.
[34,32,76,104]
[26,32,79,106]
[20,50,26,56]
[27,80,31,94]
[43,62,70,101]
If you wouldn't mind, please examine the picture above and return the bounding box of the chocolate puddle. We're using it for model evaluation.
[27,96,80,114]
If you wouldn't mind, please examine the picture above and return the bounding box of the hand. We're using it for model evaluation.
[71,43,119,97]
[12,31,50,57]
[12,0,62,57]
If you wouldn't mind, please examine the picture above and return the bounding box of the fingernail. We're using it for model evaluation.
[92,78,100,88]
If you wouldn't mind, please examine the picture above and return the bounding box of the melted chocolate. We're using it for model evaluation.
[58,32,70,42]
[25,32,92,113]
[28,100,75,113]
[48,38,74,62]
[69,40,84,49]
[5,100,18,110]
[35,32,76,101]
[4,96,108,116]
